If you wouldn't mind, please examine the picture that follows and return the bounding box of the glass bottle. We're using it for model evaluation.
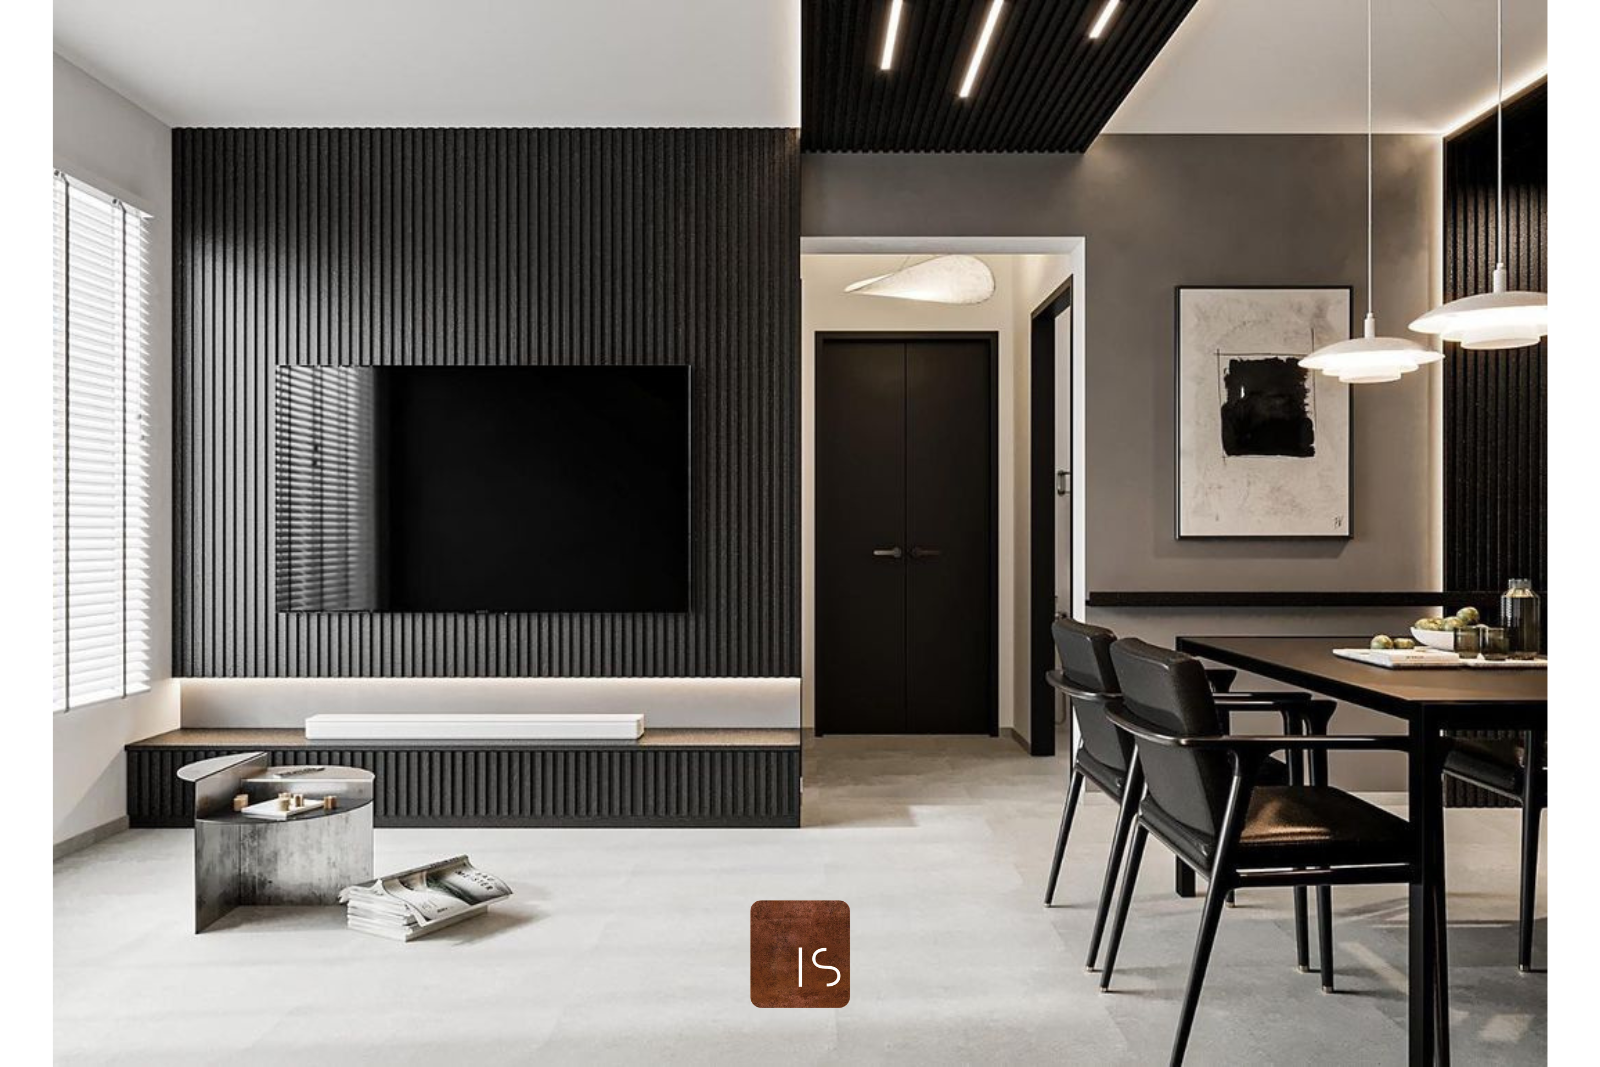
[1500,579,1542,659]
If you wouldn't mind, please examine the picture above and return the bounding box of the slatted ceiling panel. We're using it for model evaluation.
[174,128,799,678]
[801,0,1198,153]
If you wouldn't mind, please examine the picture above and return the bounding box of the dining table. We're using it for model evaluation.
[1175,635,1547,1067]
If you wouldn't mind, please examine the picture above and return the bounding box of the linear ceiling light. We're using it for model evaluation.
[958,0,1004,98]
[1087,1,1121,40]
[880,0,905,70]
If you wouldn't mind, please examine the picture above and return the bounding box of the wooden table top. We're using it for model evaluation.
[1177,636,1547,717]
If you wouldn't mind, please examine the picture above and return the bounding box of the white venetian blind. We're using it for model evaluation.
[52,171,152,712]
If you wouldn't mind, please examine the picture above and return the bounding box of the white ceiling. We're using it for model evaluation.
[54,0,1544,136]
[1105,0,1547,135]
[53,0,801,128]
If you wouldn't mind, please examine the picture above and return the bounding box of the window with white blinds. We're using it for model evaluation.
[52,171,152,712]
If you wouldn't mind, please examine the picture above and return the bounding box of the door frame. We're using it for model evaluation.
[813,330,1000,738]
[1028,278,1074,757]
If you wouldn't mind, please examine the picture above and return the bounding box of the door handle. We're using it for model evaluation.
[872,547,904,559]
[910,547,942,559]
[1056,469,1070,496]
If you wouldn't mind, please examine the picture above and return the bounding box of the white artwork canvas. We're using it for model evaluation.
[1175,287,1352,538]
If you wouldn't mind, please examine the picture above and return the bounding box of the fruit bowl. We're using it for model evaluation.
[1410,627,1458,652]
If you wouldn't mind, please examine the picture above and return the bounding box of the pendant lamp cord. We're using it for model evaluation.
[1496,0,1505,272]
[1366,0,1374,317]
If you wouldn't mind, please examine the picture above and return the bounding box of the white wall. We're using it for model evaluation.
[800,252,1071,737]
[52,55,177,847]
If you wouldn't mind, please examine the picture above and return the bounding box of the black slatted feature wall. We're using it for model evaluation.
[1443,84,1546,595]
[801,0,1198,152]
[1442,83,1546,808]
[173,128,799,678]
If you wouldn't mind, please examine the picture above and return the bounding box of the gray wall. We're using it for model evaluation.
[801,135,1442,788]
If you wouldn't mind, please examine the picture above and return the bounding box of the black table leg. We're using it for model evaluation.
[1408,706,1449,1065]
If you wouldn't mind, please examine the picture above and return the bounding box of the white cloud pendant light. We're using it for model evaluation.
[1409,0,1547,349]
[844,255,996,305]
[1301,0,1435,384]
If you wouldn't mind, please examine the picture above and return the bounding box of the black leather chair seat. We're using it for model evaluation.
[1076,749,1128,798]
[1141,786,1411,872]
[1443,738,1530,796]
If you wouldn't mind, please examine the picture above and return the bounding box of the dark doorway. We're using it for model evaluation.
[1029,278,1073,756]
[815,333,998,736]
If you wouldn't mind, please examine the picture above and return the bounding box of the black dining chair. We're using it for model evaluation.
[1097,638,1420,1066]
[1443,732,1547,971]
[1043,619,1321,974]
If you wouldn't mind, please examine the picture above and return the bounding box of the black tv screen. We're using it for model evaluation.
[274,365,690,612]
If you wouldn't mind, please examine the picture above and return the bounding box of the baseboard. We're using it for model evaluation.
[1003,727,1030,753]
[54,816,129,860]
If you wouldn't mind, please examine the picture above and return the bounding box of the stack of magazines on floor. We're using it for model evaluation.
[339,855,512,941]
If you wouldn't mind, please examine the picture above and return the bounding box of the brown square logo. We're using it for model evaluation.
[750,900,850,1008]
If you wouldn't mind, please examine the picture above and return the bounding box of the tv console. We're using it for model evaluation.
[127,727,801,829]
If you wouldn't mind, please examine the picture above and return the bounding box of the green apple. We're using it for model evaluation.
[1442,617,1464,631]
[1393,638,1416,650]
[1370,634,1395,649]
[1455,606,1481,625]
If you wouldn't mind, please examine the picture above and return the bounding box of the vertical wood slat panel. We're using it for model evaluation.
[173,128,801,679]
[1441,84,1546,809]
[127,745,800,828]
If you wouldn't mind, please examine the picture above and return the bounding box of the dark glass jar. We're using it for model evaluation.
[1500,579,1542,659]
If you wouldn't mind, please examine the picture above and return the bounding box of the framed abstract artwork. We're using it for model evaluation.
[1174,286,1354,539]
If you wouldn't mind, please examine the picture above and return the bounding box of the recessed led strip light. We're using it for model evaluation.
[958,0,1005,98]
[1087,0,1121,40]
[880,0,905,71]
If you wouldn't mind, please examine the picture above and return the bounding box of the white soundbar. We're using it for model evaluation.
[304,713,645,742]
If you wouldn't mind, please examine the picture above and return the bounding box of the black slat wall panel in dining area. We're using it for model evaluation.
[173,128,799,678]
[1442,84,1546,807]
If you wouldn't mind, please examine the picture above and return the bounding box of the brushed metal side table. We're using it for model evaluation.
[178,753,375,932]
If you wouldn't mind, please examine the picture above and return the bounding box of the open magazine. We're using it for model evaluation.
[338,856,512,941]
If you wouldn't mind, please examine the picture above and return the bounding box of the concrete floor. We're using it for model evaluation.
[54,733,1545,1064]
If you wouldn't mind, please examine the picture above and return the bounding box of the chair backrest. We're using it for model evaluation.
[1051,618,1133,773]
[1108,638,1233,838]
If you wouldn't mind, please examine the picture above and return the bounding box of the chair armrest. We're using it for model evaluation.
[1104,705,1403,754]
[1044,670,1119,705]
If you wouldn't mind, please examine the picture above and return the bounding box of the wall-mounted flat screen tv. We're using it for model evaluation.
[275,365,690,613]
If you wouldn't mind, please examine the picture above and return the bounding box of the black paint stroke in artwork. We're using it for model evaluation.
[1219,356,1315,457]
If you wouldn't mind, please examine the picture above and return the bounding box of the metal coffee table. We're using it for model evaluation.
[178,753,375,932]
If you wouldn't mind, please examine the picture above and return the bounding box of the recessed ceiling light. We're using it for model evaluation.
[958,0,1004,99]
[880,0,905,71]
[1088,0,1120,40]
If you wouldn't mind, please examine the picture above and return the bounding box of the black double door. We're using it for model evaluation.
[816,335,995,735]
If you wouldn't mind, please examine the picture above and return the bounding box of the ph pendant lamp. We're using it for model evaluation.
[1301,0,1436,384]
[1409,0,1547,349]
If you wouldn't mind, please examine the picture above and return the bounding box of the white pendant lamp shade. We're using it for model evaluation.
[1301,312,1439,383]
[1409,265,1547,349]
[1411,0,1547,350]
[1299,1,1435,385]
[844,255,996,305]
